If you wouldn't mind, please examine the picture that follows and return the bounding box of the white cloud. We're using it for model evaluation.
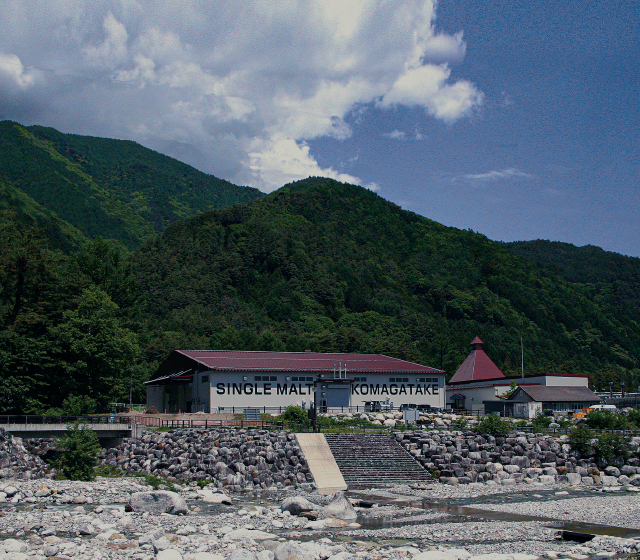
[0,52,39,89]
[0,1,482,192]
[384,130,406,140]
[83,13,129,69]
[454,168,534,182]
[421,32,467,64]
[380,64,483,123]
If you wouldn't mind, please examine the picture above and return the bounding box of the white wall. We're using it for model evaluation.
[447,385,498,412]
[203,370,445,411]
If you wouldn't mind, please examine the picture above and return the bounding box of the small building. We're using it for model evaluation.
[506,386,602,418]
[146,350,446,413]
[446,337,591,415]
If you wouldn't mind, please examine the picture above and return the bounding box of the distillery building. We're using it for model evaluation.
[446,337,599,416]
[146,350,446,413]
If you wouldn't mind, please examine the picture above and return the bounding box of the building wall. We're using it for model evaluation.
[447,374,590,413]
[522,375,589,387]
[447,386,499,413]
[147,385,164,411]
[148,370,446,412]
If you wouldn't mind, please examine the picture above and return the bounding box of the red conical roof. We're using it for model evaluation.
[448,337,505,384]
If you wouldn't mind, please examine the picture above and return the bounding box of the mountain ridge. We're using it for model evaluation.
[0,120,264,250]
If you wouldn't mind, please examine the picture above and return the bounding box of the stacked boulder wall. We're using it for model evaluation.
[0,429,49,480]
[396,429,640,486]
[102,428,314,489]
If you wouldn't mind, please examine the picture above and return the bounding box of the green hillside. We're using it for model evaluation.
[0,121,263,250]
[132,178,640,390]
[2,175,639,414]
[505,240,640,324]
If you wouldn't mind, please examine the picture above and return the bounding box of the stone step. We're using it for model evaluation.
[323,433,433,486]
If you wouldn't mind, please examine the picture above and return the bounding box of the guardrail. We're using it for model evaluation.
[130,416,284,430]
[0,415,130,425]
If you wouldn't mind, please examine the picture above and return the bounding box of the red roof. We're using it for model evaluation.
[156,350,444,376]
[448,337,505,384]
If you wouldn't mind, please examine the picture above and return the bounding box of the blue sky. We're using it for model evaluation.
[1,1,639,256]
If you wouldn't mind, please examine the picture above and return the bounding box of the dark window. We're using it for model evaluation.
[201,375,209,383]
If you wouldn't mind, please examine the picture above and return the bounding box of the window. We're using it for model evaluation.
[255,375,277,381]
[353,376,367,382]
[201,375,209,383]
[417,377,438,383]
[389,377,408,383]
[291,376,314,382]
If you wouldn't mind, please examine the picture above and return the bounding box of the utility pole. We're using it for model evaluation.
[521,336,524,379]
[129,367,133,408]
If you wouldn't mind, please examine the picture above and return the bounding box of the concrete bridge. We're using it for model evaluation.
[0,417,140,447]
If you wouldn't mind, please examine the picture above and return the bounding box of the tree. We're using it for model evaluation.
[593,433,629,465]
[585,410,630,431]
[47,395,97,416]
[74,239,139,311]
[53,423,102,481]
[569,423,594,456]
[281,406,309,427]
[49,286,139,406]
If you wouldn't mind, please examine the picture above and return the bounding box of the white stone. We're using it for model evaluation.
[225,528,277,541]
[1,539,27,552]
[414,551,460,560]
[157,550,184,560]
[197,490,233,504]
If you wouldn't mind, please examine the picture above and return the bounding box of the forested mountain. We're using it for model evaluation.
[505,240,640,324]
[133,178,640,393]
[2,133,640,414]
[0,121,263,251]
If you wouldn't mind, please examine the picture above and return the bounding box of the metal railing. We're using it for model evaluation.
[130,416,285,430]
[0,415,131,425]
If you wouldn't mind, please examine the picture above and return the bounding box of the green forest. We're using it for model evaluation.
[0,120,263,251]
[1,123,639,414]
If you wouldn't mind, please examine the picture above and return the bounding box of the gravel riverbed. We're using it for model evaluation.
[0,477,639,560]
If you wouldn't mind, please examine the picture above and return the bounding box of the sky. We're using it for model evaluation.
[1,1,639,257]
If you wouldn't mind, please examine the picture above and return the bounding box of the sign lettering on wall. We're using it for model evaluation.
[216,383,315,395]
[214,382,439,396]
[351,383,439,395]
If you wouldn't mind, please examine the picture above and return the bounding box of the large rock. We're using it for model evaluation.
[280,496,320,516]
[274,542,316,560]
[197,490,232,504]
[227,551,259,560]
[318,491,357,521]
[127,491,188,515]
[224,528,278,541]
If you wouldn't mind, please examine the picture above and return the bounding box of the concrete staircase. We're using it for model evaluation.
[323,433,433,487]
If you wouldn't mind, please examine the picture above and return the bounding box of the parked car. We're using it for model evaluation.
[399,403,417,410]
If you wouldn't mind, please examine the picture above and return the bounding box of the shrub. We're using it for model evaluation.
[450,417,468,431]
[53,423,102,481]
[94,464,122,477]
[531,412,552,433]
[281,406,309,427]
[474,413,511,436]
[585,410,629,430]
[569,423,594,456]
[44,395,97,417]
[626,407,640,429]
[593,432,630,464]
